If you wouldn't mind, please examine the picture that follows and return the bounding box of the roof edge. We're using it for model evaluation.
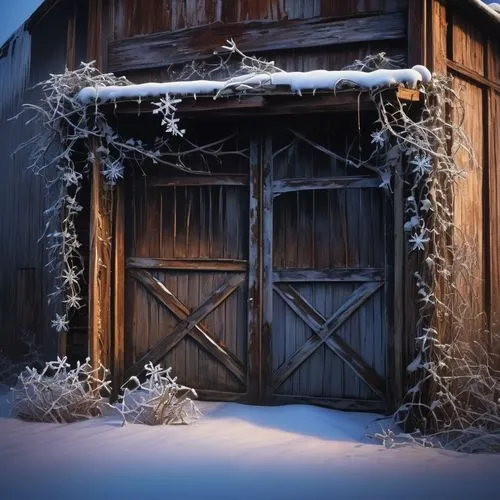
[449,0,500,23]
[1,0,62,52]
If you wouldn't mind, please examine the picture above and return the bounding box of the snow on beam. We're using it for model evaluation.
[77,66,431,104]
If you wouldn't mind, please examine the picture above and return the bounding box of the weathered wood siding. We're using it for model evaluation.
[423,0,499,344]
[113,0,407,37]
[102,0,409,83]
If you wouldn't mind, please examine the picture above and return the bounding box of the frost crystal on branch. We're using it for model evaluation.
[152,93,185,136]
[51,313,69,333]
[409,227,430,251]
[101,159,125,185]
[370,130,385,148]
[410,154,433,177]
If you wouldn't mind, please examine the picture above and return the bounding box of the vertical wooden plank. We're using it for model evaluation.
[87,1,109,372]
[427,0,447,74]
[112,183,125,398]
[66,1,77,71]
[87,0,103,68]
[451,78,485,335]
[88,141,112,372]
[488,91,500,337]
[451,11,485,75]
[247,139,261,402]
[486,39,497,343]
[56,0,78,359]
[262,135,274,400]
[16,268,41,340]
[407,0,426,66]
[391,156,404,409]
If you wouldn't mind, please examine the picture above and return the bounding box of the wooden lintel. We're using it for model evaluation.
[101,91,378,118]
[108,12,405,73]
[98,87,426,119]
[126,257,248,272]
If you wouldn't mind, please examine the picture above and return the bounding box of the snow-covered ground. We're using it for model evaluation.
[0,390,499,500]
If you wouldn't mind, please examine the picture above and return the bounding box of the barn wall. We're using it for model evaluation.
[113,0,407,37]
[104,0,409,82]
[0,1,82,363]
[425,0,500,342]
[447,7,498,337]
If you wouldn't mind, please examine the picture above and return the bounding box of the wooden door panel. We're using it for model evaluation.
[124,132,254,400]
[273,190,385,269]
[278,348,381,400]
[265,120,389,411]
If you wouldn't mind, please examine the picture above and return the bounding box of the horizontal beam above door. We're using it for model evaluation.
[102,88,421,117]
[108,12,405,73]
[127,258,248,272]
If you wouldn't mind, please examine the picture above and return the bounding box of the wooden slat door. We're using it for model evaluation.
[120,117,392,411]
[261,120,389,412]
[123,133,259,402]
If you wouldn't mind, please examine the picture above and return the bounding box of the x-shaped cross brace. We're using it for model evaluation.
[125,270,246,383]
[272,282,386,400]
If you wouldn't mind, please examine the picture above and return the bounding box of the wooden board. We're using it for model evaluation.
[451,77,485,335]
[123,128,252,397]
[262,118,389,408]
[489,92,500,337]
[108,12,405,72]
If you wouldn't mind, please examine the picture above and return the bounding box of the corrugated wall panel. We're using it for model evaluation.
[0,4,71,361]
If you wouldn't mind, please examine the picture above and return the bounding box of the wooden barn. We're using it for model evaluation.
[0,0,498,414]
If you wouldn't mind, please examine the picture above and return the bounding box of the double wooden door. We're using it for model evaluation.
[124,119,389,411]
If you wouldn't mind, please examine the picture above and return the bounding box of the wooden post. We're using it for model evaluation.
[427,0,448,74]
[247,139,261,403]
[392,155,405,409]
[408,0,426,66]
[486,39,499,344]
[88,143,113,373]
[112,183,125,399]
[261,135,273,401]
[57,0,77,359]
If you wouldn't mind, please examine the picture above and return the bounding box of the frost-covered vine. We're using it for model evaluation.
[115,362,201,425]
[14,60,242,337]
[11,356,110,423]
[369,72,500,453]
